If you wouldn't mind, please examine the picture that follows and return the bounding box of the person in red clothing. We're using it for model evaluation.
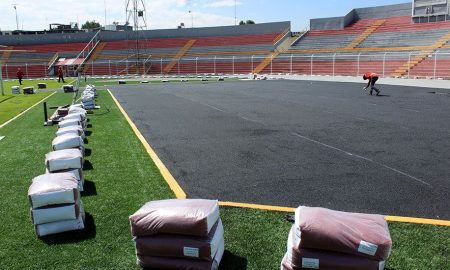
[17,68,24,85]
[57,66,65,83]
[363,72,380,96]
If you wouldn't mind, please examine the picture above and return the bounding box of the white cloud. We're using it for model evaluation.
[0,0,235,31]
[204,0,242,8]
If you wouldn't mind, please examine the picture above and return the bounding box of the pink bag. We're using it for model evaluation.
[134,219,223,261]
[283,225,385,270]
[130,199,220,237]
[295,206,392,261]
[136,238,224,270]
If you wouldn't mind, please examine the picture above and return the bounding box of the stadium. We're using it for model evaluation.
[0,0,449,269]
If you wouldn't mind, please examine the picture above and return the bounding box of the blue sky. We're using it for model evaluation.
[0,0,410,31]
[231,0,410,30]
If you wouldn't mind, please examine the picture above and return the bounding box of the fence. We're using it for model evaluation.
[3,51,450,79]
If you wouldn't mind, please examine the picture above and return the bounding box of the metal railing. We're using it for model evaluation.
[3,51,450,79]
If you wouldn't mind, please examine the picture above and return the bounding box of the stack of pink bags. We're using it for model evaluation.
[129,199,224,270]
[281,206,392,270]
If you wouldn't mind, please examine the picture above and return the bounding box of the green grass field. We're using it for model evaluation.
[0,90,448,269]
[0,76,237,125]
[0,92,52,125]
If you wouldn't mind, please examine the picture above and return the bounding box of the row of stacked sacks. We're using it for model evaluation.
[27,104,90,237]
[129,199,224,270]
[81,85,96,110]
[281,206,392,270]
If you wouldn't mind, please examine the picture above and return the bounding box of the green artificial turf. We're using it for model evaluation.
[2,79,72,93]
[0,90,448,270]
[0,92,52,125]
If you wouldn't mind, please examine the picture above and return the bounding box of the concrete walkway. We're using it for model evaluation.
[268,74,450,90]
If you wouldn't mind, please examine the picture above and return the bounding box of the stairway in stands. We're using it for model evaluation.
[392,30,450,77]
[163,40,196,73]
[0,47,13,64]
[253,30,294,74]
[83,42,106,74]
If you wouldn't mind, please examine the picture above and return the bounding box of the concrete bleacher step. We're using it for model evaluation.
[346,19,386,49]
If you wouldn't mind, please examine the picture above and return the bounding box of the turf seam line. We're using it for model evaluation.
[107,89,187,199]
[0,92,56,129]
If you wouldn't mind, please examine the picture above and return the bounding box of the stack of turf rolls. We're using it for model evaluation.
[129,199,225,270]
[28,173,85,237]
[281,206,392,270]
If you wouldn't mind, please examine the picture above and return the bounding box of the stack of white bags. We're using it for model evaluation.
[28,173,85,237]
[81,85,96,110]
[28,101,92,237]
[11,86,20,94]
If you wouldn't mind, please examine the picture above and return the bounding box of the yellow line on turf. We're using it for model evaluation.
[0,92,56,129]
[219,201,450,226]
[385,216,450,226]
[108,89,187,199]
[107,89,450,227]
[219,201,295,213]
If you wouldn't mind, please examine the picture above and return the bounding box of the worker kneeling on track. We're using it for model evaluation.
[363,72,381,96]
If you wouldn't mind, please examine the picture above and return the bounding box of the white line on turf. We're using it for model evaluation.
[0,92,56,129]
[290,131,431,187]
[402,108,420,113]
[171,94,432,187]
[203,103,225,112]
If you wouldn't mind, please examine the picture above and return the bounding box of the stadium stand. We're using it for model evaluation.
[2,2,450,79]
[0,22,289,77]
[274,2,450,78]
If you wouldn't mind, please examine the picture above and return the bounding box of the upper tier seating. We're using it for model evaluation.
[7,43,87,64]
[280,14,450,78]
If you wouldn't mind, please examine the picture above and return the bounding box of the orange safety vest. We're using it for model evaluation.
[364,72,378,79]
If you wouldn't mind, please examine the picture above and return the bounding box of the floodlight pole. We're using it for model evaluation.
[0,62,4,96]
[13,5,19,30]
[189,10,193,28]
[234,0,237,25]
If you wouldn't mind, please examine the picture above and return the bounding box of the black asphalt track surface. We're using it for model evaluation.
[110,80,450,219]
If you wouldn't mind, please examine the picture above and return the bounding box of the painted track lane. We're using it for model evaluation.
[110,80,450,219]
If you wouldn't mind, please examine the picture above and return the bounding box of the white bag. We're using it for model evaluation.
[68,105,86,115]
[61,113,86,122]
[52,134,84,151]
[56,126,84,138]
[59,119,85,129]
[35,207,85,237]
[28,173,79,208]
[45,168,84,191]
[31,200,82,225]
[46,149,83,172]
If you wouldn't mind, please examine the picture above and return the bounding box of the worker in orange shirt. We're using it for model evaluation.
[363,72,380,96]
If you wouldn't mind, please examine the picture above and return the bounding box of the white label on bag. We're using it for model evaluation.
[183,247,199,258]
[302,258,319,269]
[358,240,378,256]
